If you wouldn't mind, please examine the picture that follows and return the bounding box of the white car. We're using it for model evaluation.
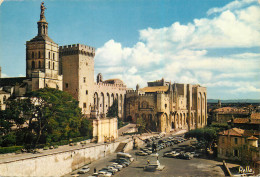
[78,166,90,174]
[110,164,122,171]
[98,171,112,177]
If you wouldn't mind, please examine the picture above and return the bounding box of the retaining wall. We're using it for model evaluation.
[0,142,120,177]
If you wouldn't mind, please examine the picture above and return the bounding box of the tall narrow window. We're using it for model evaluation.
[48,61,50,69]
[38,61,41,68]
[53,62,55,70]
[32,61,35,69]
[53,53,55,60]
[32,52,34,59]
[49,52,51,59]
[3,96,6,104]
[234,138,238,144]
[83,77,86,83]
[38,51,41,58]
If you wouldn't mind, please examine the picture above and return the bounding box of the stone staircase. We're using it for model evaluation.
[115,142,127,152]
[145,128,153,133]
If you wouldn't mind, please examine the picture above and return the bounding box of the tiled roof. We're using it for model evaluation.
[104,79,124,85]
[140,86,168,93]
[219,128,244,136]
[213,107,248,114]
[247,136,258,140]
[233,118,260,124]
[233,118,248,123]
[251,113,260,119]
[219,128,260,138]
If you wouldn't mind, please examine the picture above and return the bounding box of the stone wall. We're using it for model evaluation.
[0,142,120,177]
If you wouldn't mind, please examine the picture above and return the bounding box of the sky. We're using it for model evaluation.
[0,0,259,100]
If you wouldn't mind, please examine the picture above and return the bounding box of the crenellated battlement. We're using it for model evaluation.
[126,90,138,93]
[96,82,126,88]
[138,93,154,97]
[59,44,95,57]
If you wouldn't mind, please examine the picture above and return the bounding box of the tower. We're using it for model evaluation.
[26,2,62,91]
[59,44,95,114]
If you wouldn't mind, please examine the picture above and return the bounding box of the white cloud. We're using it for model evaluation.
[206,0,256,15]
[128,66,137,75]
[95,1,260,98]
[95,40,131,66]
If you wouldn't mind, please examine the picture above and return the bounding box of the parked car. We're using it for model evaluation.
[78,166,90,174]
[100,167,116,175]
[98,171,112,177]
[111,163,123,170]
[107,166,118,174]
[135,151,148,156]
[115,159,130,166]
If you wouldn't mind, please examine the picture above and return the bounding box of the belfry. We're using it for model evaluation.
[26,2,63,91]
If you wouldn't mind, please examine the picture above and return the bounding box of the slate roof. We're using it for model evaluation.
[28,35,55,43]
[0,77,27,86]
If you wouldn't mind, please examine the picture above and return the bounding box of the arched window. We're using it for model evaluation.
[53,53,55,60]
[38,51,41,58]
[32,61,35,69]
[48,61,50,69]
[49,52,51,59]
[32,52,34,59]
[38,61,41,68]
[53,62,55,70]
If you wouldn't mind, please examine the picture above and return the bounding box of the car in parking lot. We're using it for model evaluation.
[99,167,115,175]
[110,163,123,171]
[135,151,148,156]
[115,158,130,166]
[98,171,112,177]
[78,166,90,174]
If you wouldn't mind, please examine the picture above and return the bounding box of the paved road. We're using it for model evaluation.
[67,138,225,177]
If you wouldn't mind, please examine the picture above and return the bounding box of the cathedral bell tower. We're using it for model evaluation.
[38,2,48,36]
[26,2,62,91]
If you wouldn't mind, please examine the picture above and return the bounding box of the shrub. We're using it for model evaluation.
[0,146,23,154]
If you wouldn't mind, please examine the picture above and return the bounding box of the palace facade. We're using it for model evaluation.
[0,3,207,133]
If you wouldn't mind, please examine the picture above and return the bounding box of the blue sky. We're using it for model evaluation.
[0,0,259,100]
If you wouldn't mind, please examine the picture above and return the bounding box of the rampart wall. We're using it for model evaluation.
[0,142,120,177]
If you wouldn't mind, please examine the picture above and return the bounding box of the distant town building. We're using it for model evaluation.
[125,79,207,132]
[218,128,259,163]
[228,113,260,130]
[211,107,249,123]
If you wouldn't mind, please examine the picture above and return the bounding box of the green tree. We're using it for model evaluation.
[106,99,118,118]
[26,88,83,147]
[0,88,93,148]
[79,118,93,139]
[106,99,125,129]
[136,117,146,133]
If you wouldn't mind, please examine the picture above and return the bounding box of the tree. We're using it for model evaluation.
[106,99,118,118]
[0,88,93,148]
[79,118,93,139]
[136,117,146,133]
[26,88,83,147]
[106,99,125,129]
[185,123,229,150]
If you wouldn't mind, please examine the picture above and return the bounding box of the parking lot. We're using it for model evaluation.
[65,135,225,177]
